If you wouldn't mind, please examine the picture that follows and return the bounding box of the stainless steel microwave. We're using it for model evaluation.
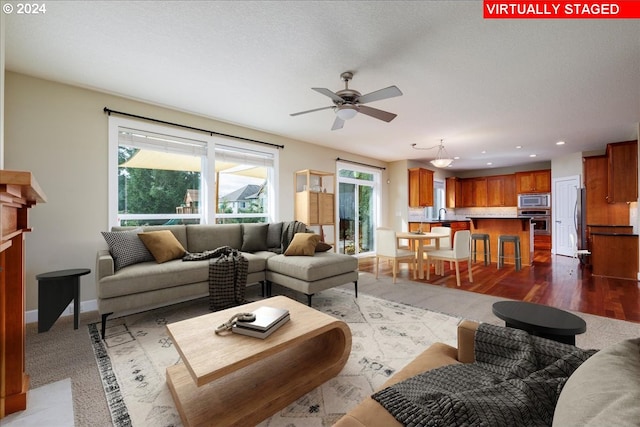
[518,193,550,208]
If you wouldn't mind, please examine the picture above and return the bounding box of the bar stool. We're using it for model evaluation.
[497,235,522,271]
[471,233,491,266]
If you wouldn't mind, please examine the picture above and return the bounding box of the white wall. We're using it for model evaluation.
[4,72,388,310]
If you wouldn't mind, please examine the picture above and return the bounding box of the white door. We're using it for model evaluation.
[553,175,579,256]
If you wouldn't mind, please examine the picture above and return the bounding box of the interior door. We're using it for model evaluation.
[553,175,580,256]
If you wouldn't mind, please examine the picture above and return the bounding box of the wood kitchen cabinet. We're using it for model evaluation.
[515,170,551,194]
[486,175,517,207]
[445,177,461,208]
[461,178,487,207]
[583,156,629,225]
[606,140,638,203]
[408,168,434,207]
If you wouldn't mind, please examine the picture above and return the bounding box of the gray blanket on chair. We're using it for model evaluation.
[372,323,597,427]
[183,246,248,311]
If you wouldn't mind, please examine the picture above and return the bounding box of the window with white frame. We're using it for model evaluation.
[108,117,278,227]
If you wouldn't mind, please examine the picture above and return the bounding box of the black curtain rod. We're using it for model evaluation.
[103,107,285,149]
[336,157,386,170]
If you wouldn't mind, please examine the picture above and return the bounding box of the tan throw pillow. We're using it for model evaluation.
[284,233,321,256]
[138,230,186,263]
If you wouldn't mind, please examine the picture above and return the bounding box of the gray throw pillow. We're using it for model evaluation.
[101,227,154,271]
[267,222,283,249]
[241,223,269,252]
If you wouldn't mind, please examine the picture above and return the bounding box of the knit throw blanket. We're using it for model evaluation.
[372,323,597,427]
[183,246,248,311]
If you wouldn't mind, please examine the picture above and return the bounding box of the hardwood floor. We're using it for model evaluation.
[359,250,640,323]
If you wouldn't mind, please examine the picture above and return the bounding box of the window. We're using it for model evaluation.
[424,180,446,220]
[108,117,278,227]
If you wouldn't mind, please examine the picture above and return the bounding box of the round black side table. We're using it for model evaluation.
[37,268,90,332]
[492,300,586,345]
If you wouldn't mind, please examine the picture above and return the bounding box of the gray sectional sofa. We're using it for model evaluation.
[96,223,358,338]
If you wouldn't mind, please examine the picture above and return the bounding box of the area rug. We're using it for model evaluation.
[88,288,461,426]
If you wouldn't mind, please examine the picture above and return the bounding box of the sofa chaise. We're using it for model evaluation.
[334,320,640,426]
[96,222,358,338]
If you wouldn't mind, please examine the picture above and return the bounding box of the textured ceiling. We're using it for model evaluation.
[5,1,640,170]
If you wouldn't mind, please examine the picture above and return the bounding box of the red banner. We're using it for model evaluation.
[484,1,640,18]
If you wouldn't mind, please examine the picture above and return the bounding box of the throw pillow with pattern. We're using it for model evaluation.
[101,228,154,271]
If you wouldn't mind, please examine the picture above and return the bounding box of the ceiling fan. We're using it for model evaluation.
[290,71,403,130]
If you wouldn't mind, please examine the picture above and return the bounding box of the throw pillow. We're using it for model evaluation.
[284,233,321,256]
[315,241,333,252]
[138,230,186,263]
[241,223,269,252]
[552,338,640,426]
[101,227,154,271]
[267,222,283,249]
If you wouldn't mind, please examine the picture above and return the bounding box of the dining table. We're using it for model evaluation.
[396,231,450,280]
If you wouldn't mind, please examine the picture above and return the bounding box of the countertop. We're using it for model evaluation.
[408,219,470,224]
[591,232,639,237]
[466,216,532,220]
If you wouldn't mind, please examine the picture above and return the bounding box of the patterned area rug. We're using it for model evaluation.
[89,288,460,426]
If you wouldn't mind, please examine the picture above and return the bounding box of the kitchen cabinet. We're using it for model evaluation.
[445,177,461,208]
[583,156,629,226]
[606,140,638,203]
[461,178,487,207]
[515,170,551,194]
[408,168,434,207]
[294,170,335,242]
[486,175,517,207]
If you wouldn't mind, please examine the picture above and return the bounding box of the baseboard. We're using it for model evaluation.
[25,299,98,325]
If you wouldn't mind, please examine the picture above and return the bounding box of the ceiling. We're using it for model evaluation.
[5,1,640,171]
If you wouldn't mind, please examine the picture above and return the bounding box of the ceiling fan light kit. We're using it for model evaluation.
[290,71,403,130]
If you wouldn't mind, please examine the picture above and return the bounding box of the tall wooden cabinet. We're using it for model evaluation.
[408,168,434,207]
[294,170,335,243]
[606,140,638,203]
[583,156,629,225]
[0,171,46,419]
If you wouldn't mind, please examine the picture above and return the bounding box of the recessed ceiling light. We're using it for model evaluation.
[556,141,565,145]
[516,145,522,149]
[487,162,493,165]
[481,150,487,154]
[529,154,537,157]
[454,156,460,160]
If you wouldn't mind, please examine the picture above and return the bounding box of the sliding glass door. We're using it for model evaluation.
[337,163,380,256]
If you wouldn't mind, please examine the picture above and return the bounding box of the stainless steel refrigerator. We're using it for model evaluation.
[574,187,587,251]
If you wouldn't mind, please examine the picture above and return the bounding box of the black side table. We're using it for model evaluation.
[37,268,90,332]
[492,300,586,345]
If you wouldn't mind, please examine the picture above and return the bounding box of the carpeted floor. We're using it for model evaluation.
[23,272,640,426]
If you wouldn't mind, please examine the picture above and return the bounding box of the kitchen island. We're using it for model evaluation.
[467,217,534,267]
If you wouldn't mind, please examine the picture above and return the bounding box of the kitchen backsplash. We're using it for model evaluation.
[408,206,518,222]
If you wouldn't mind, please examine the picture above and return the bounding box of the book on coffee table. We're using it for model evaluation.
[235,306,290,331]
[232,313,290,339]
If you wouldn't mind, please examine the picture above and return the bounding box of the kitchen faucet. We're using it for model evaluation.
[438,208,447,221]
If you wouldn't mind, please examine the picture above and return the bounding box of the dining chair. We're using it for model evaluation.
[426,229,472,287]
[375,228,417,283]
[422,226,452,274]
[569,232,590,275]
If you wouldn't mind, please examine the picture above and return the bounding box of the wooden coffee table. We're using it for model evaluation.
[165,295,352,427]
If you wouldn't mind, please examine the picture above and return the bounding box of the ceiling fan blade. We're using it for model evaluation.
[358,105,397,122]
[290,106,334,117]
[312,87,345,103]
[331,116,345,131]
[357,86,403,104]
